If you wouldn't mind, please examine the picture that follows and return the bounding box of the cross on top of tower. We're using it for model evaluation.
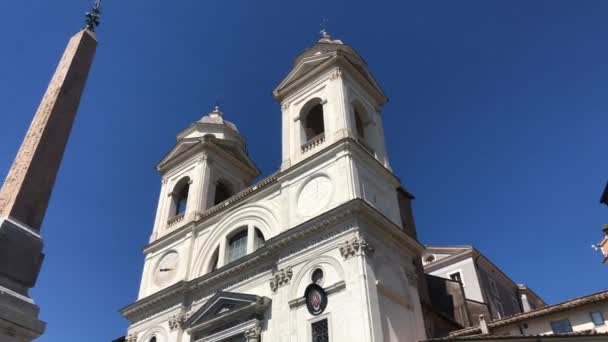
[318,19,343,45]
[85,0,103,31]
[320,18,330,38]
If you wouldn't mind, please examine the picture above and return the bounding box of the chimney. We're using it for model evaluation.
[479,314,490,335]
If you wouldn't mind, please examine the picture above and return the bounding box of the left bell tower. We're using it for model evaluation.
[0,2,101,341]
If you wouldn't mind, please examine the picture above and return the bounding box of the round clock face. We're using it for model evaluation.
[154,251,179,286]
[297,176,333,217]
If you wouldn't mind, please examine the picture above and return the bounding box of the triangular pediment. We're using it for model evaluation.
[156,138,259,177]
[156,138,202,168]
[273,42,386,103]
[185,292,270,332]
[274,54,333,94]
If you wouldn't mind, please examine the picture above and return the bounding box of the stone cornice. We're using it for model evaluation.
[122,198,421,323]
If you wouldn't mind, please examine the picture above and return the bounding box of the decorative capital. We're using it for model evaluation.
[85,0,102,31]
[161,177,168,185]
[329,68,343,81]
[281,102,290,111]
[168,312,191,331]
[269,266,293,292]
[125,333,138,342]
[339,236,374,259]
[244,325,262,339]
[405,268,418,285]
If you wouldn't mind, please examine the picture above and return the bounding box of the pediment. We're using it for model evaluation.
[184,291,270,335]
[274,54,333,94]
[273,43,386,103]
[157,138,202,169]
[156,138,259,177]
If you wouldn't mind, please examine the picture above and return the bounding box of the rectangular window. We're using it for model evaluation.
[489,278,498,295]
[449,271,463,284]
[495,301,505,319]
[591,311,605,326]
[550,319,573,334]
[311,319,329,342]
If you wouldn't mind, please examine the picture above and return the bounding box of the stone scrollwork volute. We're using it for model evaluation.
[329,68,343,81]
[339,236,374,260]
[244,325,262,339]
[405,268,418,285]
[168,312,191,331]
[269,266,293,292]
[125,333,138,342]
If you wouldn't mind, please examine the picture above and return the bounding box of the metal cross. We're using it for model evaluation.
[320,18,329,38]
[214,95,224,113]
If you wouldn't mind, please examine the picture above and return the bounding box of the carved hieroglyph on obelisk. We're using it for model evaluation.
[0,3,100,340]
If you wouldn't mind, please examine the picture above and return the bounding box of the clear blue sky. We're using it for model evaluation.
[0,1,606,341]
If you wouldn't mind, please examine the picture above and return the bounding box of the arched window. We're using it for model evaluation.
[170,177,190,218]
[210,247,219,272]
[214,180,233,205]
[254,228,265,250]
[354,108,365,138]
[228,229,248,262]
[352,103,375,155]
[303,102,325,142]
[149,337,157,342]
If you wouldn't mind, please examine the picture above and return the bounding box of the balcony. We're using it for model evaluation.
[167,213,185,228]
[301,133,325,154]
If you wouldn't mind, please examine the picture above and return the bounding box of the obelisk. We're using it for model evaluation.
[0,2,101,341]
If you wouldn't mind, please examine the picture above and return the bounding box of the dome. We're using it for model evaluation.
[198,105,239,132]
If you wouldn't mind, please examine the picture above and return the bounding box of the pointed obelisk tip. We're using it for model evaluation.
[84,0,102,32]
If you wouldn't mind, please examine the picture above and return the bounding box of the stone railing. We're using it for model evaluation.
[167,213,185,227]
[301,133,325,153]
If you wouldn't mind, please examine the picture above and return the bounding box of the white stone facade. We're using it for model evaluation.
[121,34,426,342]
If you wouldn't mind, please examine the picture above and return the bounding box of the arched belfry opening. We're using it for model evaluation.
[354,107,366,139]
[170,177,190,218]
[302,99,325,143]
[351,102,376,155]
[214,180,233,206]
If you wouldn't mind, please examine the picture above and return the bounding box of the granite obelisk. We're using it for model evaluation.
[0,3,100,340]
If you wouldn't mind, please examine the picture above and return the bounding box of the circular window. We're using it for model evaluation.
[311,268,324,285]
[424,254,435,263]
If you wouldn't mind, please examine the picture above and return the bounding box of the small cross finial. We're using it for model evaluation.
[214,95,224,113]
[320,18,330,38]
[85,0,102,31]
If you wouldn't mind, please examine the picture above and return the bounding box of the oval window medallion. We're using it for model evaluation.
[297,176,333,217]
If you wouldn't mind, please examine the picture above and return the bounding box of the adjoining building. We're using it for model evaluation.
[433,290,608,341]
[596,182,608,264]
[422,246,545,321]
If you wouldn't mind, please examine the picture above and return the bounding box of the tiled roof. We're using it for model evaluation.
[449,290,608,337]
[426,330,608,341]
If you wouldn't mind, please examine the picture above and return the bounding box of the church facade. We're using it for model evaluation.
[120,33,427,342]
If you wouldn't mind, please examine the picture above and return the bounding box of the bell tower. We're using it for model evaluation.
[273,31,391,171]
[150,106,259,242]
